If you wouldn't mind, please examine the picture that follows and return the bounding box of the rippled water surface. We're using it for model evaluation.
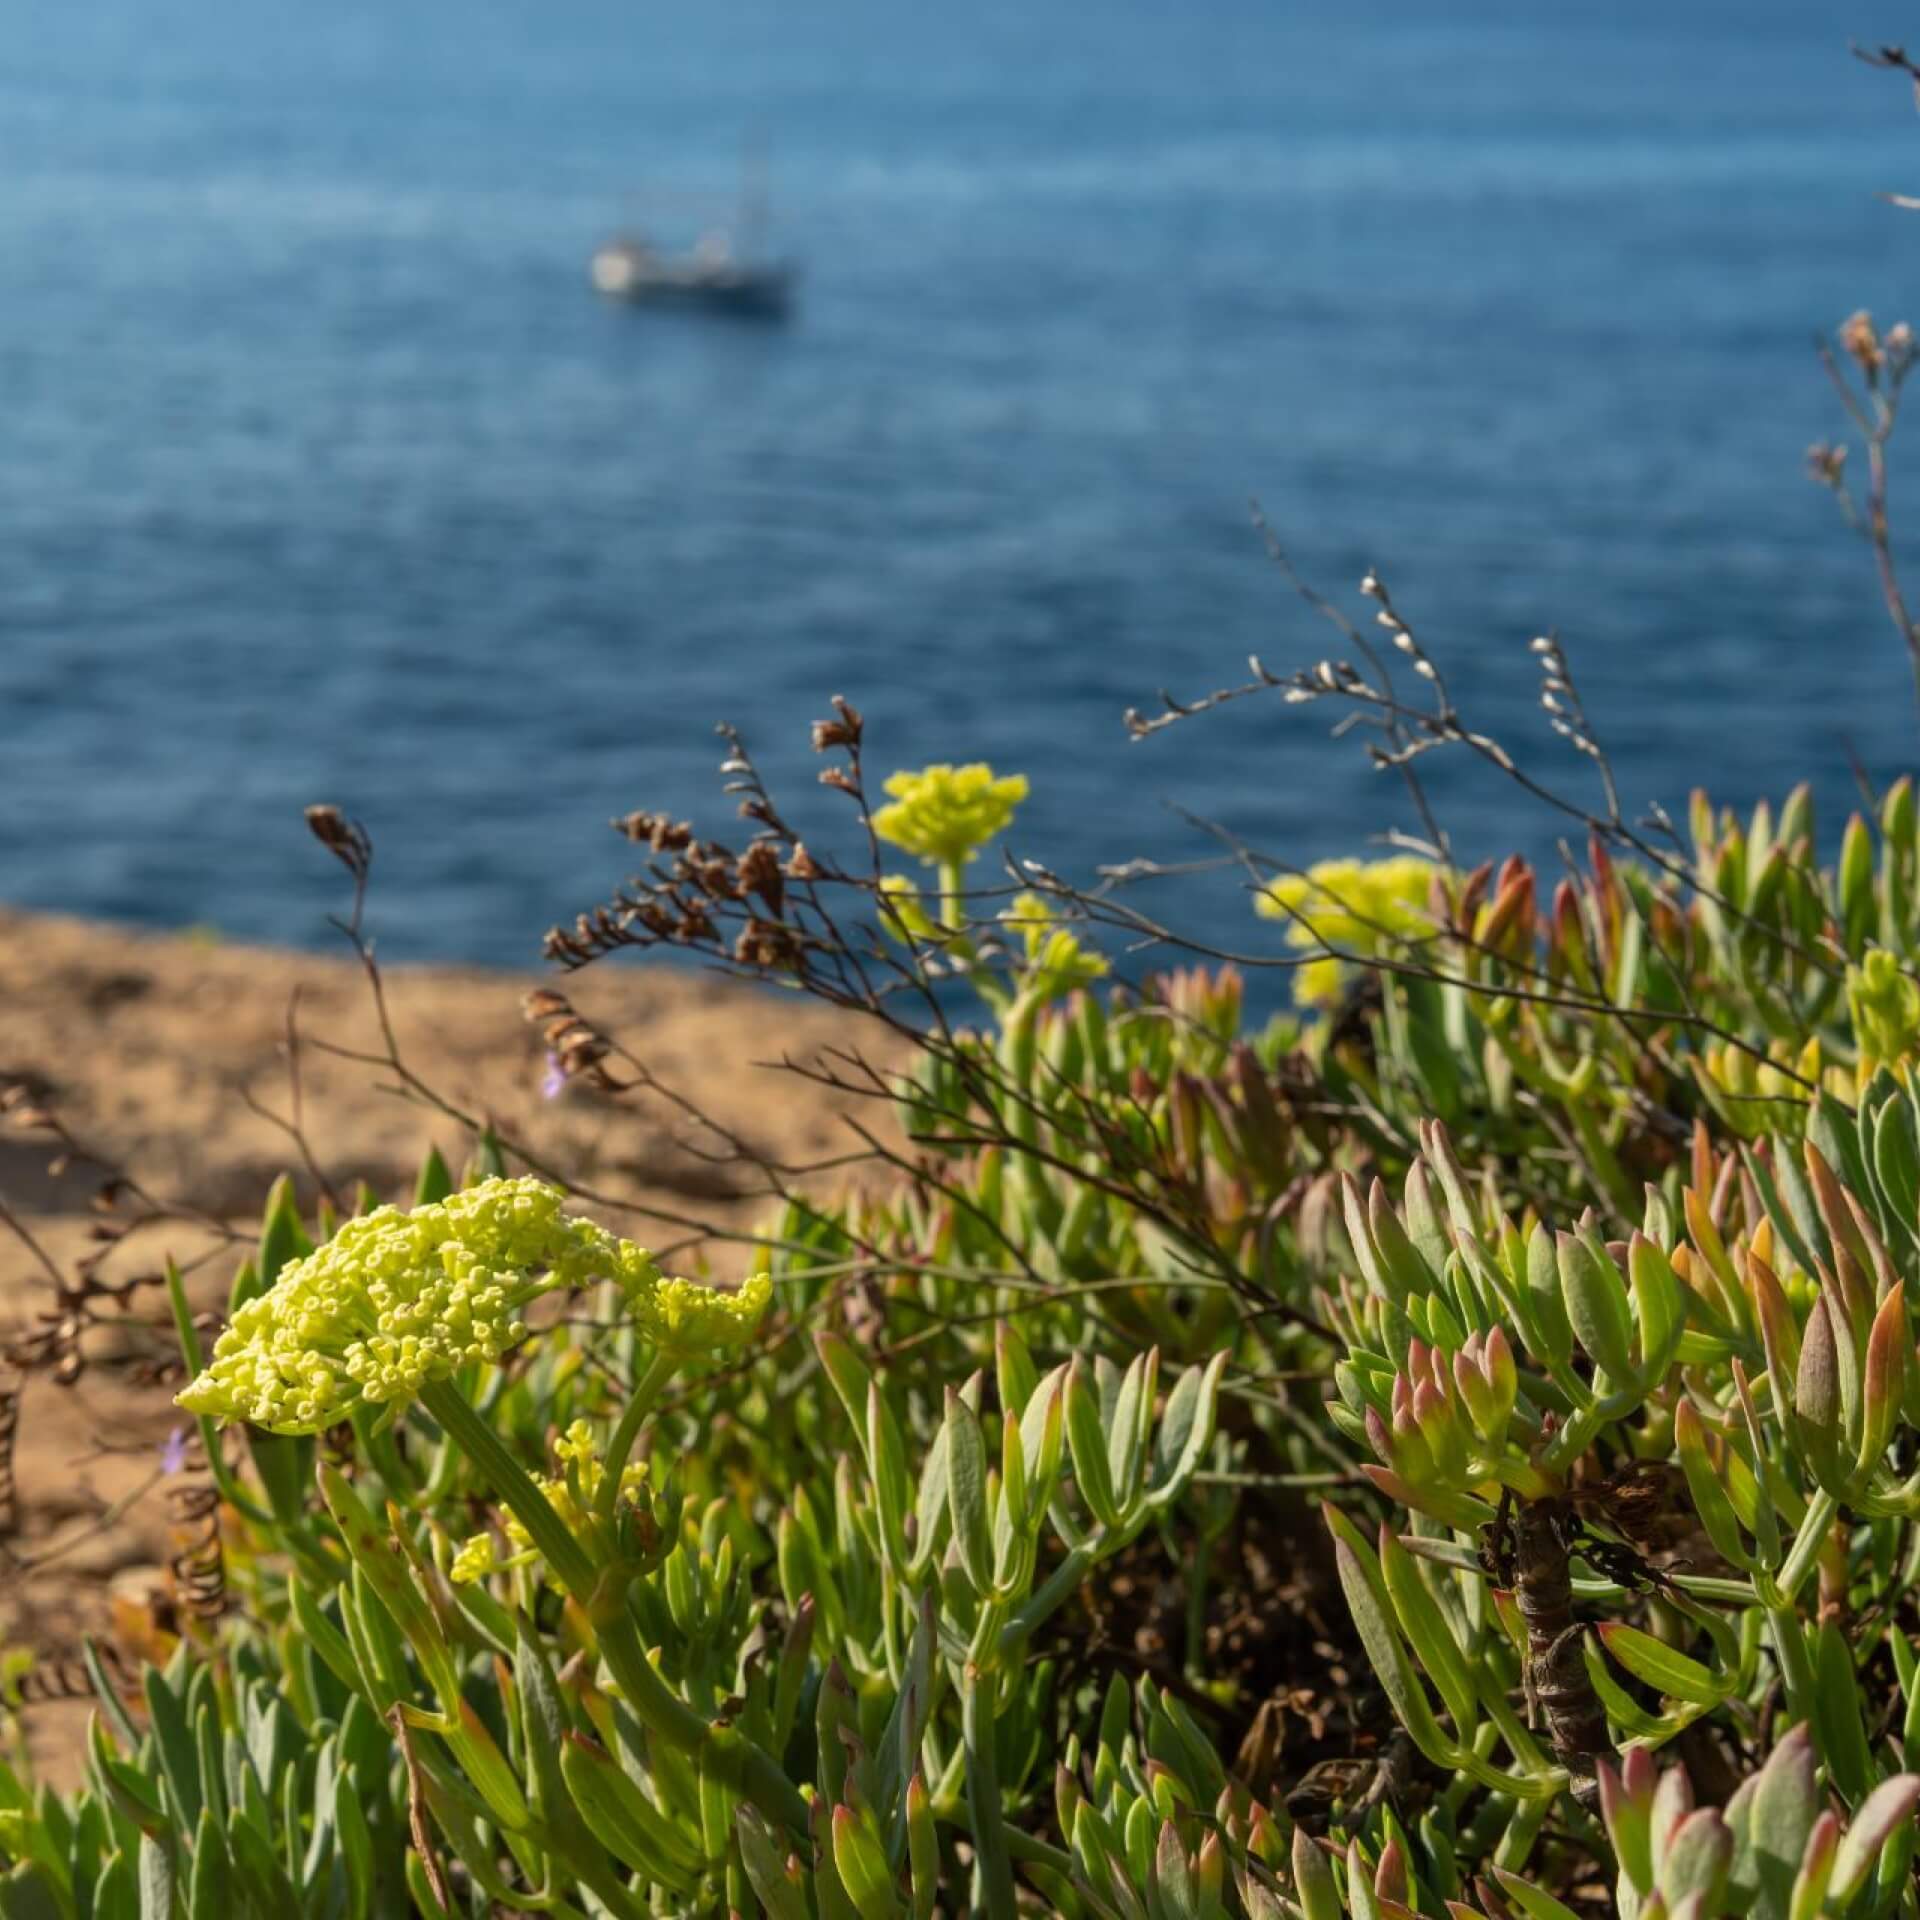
[5,0,1919,985]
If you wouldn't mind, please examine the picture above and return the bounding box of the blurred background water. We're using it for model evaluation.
[4,0,1918,987]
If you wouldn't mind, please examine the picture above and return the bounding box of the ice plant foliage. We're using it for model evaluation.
[1314,1099,1920,1867]
[33,705,1920,1913]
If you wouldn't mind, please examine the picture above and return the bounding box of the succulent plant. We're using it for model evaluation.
[19,727,1920,1920]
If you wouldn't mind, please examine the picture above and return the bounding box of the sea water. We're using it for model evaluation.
[1,0,1915,997]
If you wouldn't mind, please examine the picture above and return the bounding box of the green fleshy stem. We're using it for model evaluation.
[1749,1488,1838,1727]
[961,1665,1018,1919]
[997,1537,1100,1658]
[418,1380,810,1838]
[1772,1489,1839,1607]
[938,858,966,933]
[594,1349,679,1524]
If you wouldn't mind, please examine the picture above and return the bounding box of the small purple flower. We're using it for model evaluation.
[541,1052,567,1101]
[159,1426,191,1475]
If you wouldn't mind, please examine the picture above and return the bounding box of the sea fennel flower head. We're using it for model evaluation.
[177,1177,618,1432]
[629,1271,773,1361]
[178,1177,773,1434]
[872,762,1029,867]
[1254,854,1435,1007]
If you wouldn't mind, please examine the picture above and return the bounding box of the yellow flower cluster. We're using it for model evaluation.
[176,1178,621,1434]
[449,1533,507,1583]
[872,763,1029,867]
[1254,855,1435,1007]
[628,1271,773,1360]
[177,1178,772,1434]
[451,1418,654,1584]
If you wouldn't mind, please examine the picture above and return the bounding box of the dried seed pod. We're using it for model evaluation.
[167,1476,230,1622]
[738,843,785,915]
[303,805,372,881]
[0,1369,18,1535]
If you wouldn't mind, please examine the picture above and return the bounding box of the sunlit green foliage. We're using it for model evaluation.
[15,758,1920,1918]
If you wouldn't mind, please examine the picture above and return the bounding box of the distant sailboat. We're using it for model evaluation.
[591,140,796,320]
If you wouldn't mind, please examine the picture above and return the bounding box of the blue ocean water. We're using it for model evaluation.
[4,0,1918,985]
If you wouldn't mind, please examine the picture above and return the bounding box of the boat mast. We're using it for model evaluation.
[739,131,770,261]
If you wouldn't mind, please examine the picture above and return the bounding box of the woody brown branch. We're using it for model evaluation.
[1513,1495,1612,1794]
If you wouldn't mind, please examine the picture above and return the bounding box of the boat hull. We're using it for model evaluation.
[591,245,795,320]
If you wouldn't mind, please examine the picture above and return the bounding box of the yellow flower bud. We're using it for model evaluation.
[999,891,1107,994]
[450,1533,503,1584]
[626,1272,773,1362]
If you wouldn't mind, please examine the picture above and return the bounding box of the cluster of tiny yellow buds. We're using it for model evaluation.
[177,1178,632,1434]
[450,1533,513,1584]
[453,1421,662,1587]
[552,1416,600,1469]
[1000,890,1063,963]
[871,762,1030,868]
[541,1416,648,1515]
[626,1271,772,1361]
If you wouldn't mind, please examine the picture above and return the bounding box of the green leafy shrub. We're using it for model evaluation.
[1,1637,414,1920]
[19,705,1920,1919]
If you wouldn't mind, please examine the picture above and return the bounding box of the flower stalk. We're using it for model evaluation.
[421,1381,810,1838]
